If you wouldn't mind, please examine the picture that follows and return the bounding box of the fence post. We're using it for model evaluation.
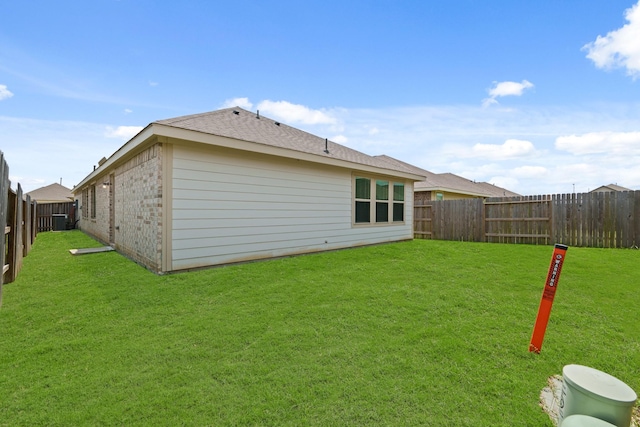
[0,151,8,307]
[32,200,38,242]
[23,194,32,256]
[635,191,640,248]
[6,187,18,283]
[14,184,24,278]
[481,198,487,242]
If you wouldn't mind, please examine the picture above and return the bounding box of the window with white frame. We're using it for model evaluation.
[354,176,404,224]
[392,182,405,221]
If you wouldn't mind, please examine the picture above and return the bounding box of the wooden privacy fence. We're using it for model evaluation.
[37,201,76,232]
[414,191,640,248]
[1,150,38,307]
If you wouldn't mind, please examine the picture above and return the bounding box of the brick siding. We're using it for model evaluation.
[79,143,163,272]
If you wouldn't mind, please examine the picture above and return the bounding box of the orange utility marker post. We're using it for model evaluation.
[529,244,568,353]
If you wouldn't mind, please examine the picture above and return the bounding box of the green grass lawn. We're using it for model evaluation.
[1,231,638,426]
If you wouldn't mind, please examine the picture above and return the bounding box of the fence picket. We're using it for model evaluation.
[0,151,38,305]
[0,152,7,306]
[414,191,639,249]
[36,201,75,232]
[635,191,640,248]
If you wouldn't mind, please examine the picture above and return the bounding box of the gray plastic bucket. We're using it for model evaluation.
[558,364,637,427]
[561,414,617,427]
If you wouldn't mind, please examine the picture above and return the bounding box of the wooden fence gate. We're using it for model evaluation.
[414,191,640,248]
[36,202,77,232]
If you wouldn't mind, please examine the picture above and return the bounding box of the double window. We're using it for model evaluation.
[354,176,405,224]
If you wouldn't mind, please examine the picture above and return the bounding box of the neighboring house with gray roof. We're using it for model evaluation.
[27,183,74,203]
[375,155,519,202]
[590,183,633,193]
[74,107,425,273]
[27,183,78,232]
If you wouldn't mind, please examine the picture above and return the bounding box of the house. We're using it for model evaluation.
[28,182,77,231]
[590,184,633,193]
[73,107,425,273]
[27,183,74,203]
[375,155,519,203]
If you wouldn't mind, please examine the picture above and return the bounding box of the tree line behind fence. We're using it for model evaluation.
[1,150,38,308]
[414,191,640,249]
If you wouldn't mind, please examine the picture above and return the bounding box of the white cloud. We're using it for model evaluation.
[149,81,159,86]
[460,163,504,179]
[557,163,595,177]
[105,125,144,140]
[489,80,534,98]
[488,176,519,191]
[483,80,534,107]
[583,1,640,78]
[472,139,537,159]
[256,100,336,125]
[332,135,348,144]
[9,176,46,192]
[512,165,548,178]
[555,131,640,155]
[267,102,639,194]
[221,97,254,110]
[550,163,596,192]
[0,116,126,192]
[0,84,14,100]
[124,108,133,114]
[481,97,499,108]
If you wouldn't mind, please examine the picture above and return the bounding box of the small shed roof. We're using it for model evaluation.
[27,183,74,203]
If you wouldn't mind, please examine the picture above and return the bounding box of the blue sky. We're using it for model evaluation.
[1,0,640,195]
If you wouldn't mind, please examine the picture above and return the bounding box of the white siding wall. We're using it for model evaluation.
[171,143,413,270]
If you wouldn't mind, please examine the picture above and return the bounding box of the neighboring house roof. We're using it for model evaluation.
[590,184,633,193]
[473,181,520,198]
[375,155,520,198]
[76,107,425,190]
[27,183,74,203]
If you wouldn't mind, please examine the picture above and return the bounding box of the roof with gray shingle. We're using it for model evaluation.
[473,181,520,197]
[590,183,633,193]
[75,107,426,191]
[27,183,74,203]
[374,155,519,197]
[155,107,418,175]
